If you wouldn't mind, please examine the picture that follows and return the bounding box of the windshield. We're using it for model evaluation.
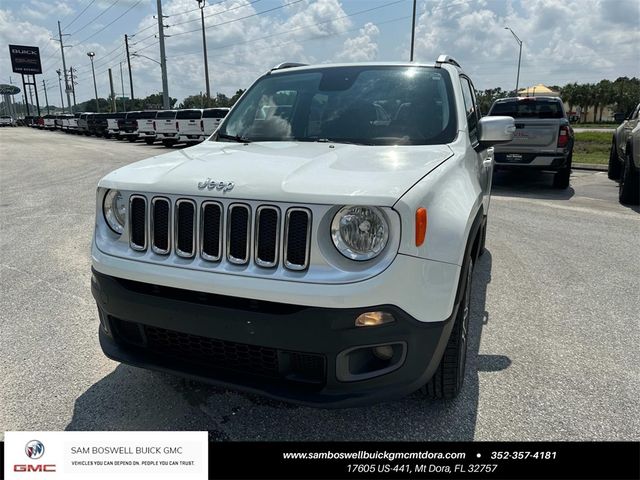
[156,110,176,118]
[489,98,565,119]
[215,66,457,145]
[177,110,202,119]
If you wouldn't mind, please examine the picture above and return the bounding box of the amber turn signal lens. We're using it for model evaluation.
[355,311,395,327]
[415,208,427,246]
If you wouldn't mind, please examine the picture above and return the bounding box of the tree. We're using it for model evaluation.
[229,89,245,106]
[474,87,509,115]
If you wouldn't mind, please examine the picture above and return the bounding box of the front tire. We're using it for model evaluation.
[423,258,473,399]
[608,138,622,180]
[162,139,177,148]
[619,147,639,205]
[145,138,155,145]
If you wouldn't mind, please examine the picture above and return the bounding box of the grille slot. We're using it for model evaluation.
[284,208,311,270]
[201,201,222,261]
[126,194,312,271]
[227,204,250,264]
[255,206,280,267]
[129,195,147,251]
[151,198,170,254]
[175,199,196,258]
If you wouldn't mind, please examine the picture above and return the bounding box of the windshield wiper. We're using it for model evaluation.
[296,137,372,145]
[217,133,251,143]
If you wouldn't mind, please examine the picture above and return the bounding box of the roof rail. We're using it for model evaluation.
[270,62,308,72]
[435,55,461,68]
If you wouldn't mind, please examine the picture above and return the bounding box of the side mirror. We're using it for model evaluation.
[477,116,515,150]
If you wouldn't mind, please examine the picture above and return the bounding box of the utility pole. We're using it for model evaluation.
[108,68,116,112]
[410,0,417,61]
[42,79,50,114]
[196,0,211,98]
[56,69,66,113]
[119,61,126,111]
[57,20,73,112]
[124,34,135,102]
[69,66,77,111]
[156,0,170,109]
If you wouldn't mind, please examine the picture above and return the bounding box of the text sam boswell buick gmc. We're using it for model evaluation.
[91,57,515,406]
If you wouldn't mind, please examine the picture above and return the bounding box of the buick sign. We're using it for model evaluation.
[8,44,42,75]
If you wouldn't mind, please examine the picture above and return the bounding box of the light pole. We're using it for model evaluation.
[87,52,100,112]
[196,0,211,99]
[504,26,522,95]
[132,52,162,66]
[56,69,66,113]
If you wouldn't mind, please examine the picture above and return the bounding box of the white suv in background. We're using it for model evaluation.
[155,110,178,147]
[91,57,514,406]
[176,109,204,145]
[202,107,230,138]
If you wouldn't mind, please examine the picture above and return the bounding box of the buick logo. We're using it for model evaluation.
[198,178,234,192]
[25,440,45,459]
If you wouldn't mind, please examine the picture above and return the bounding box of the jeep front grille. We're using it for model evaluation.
[131,195,312,271]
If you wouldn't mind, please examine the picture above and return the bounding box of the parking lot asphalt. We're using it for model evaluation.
[1,128,638,441]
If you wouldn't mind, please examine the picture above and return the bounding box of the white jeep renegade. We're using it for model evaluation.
[91,56,515,406]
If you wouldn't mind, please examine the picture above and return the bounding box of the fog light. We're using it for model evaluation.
[373,345,394,360]
[355,311,395,327]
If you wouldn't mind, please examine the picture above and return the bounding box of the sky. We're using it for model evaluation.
[1,0,639,107]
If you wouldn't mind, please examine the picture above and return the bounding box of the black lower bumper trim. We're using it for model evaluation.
[92,269,455,407]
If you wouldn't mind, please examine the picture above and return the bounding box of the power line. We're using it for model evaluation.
[129,0,228,37]
[173,0,408,56]
[69,0,120,36]
[129,0,262,47]
[168,0,264,29]
[75,0,143,46]
[170,0,305,38]
[63,0,98,30]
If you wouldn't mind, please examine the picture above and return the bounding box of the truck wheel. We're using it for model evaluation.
[162,140,176,148]
[553,153,572,189]
[145,138,155,145]
[619,148,639,205]
[608,139,621,180]
[127,136,137,143]
[423,258,473,399]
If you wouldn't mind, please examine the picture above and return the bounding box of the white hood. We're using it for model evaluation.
[99,141,454,206]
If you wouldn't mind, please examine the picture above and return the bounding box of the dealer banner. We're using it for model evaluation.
[4,431,208,479]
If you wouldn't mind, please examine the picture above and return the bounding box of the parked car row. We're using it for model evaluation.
[25,108,230,147]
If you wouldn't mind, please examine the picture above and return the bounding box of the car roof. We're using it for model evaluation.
[268,62,440,75]
[496,96,561,102]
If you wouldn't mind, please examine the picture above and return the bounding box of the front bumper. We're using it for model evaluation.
[92,269,455,407]
[139,132,156,139]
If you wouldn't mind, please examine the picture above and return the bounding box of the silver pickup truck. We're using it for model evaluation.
[488,96,574,189]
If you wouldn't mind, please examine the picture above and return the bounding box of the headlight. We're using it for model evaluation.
[331,206,389,260]
[103,189,126,234]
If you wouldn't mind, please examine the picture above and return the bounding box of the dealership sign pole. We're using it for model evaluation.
[8,44,42,117]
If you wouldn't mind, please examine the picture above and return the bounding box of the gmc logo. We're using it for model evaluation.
[13,464,57,472]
